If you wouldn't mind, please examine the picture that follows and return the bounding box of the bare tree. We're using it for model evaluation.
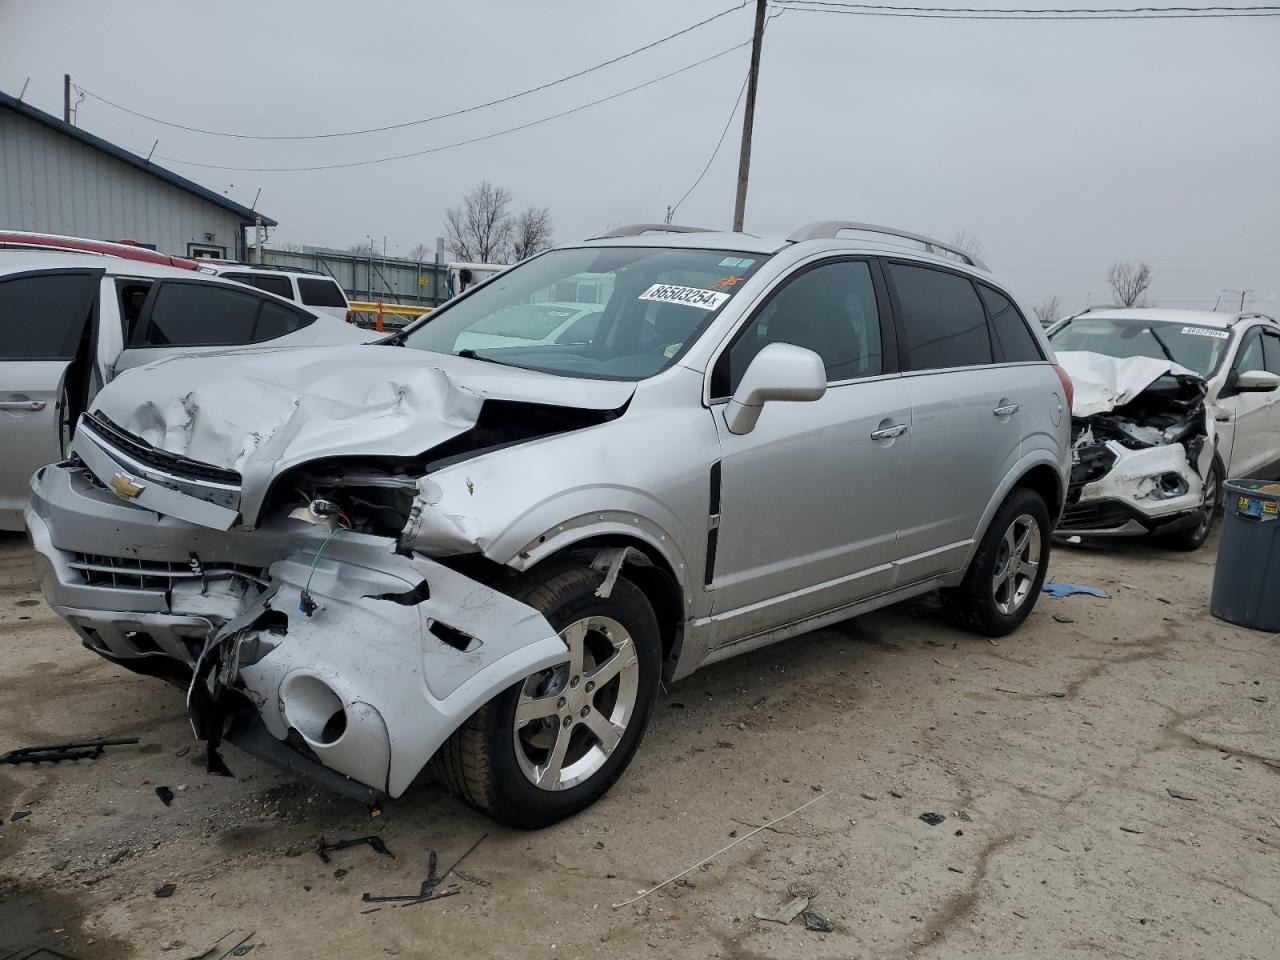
[1107,261,1153,307]
[443,181,514,263]
[947,230,986,263]
[1033,295,1062,328]
[349,240,375,254]
[510,206,554,262]
[408,243,433,262]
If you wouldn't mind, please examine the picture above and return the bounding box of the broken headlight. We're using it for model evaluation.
[1139,472,1190,501]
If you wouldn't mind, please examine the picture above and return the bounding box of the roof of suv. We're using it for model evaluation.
[1068,307,1277,329]
[0,248,292,283]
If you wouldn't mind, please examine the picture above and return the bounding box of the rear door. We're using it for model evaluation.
[0,269,101,527]
[114,279,317,374]
[883,260,1025,583]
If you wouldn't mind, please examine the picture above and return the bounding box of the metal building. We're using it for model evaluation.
[0,90,274,261]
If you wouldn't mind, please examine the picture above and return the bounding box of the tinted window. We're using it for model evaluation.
[136,282,308,347]
[223,272,294,300]
[0,272,97,360]
[723,260,883,394]
[889,263,992,370]
[978,284,1042,362]
[1236,330,1265,374]
[116,279,154,340]
[1265,332,1280,375]
[298,278,347,308]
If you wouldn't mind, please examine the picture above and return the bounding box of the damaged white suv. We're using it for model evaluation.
[27,222,1070,827]
[1050,308,1280,549]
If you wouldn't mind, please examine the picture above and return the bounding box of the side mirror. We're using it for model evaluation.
[1235,369,1280,393]
[724,342,826,435]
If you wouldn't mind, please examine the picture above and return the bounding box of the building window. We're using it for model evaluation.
[187,242,226,259]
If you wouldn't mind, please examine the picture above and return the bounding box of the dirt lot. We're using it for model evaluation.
[1,529,1276,960]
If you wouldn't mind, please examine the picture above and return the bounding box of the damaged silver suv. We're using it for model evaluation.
[27,222,1070,827]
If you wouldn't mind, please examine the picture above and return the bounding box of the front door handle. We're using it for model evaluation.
[993,402,1019,417]
[0,400,46,411]
[871,423,908,441]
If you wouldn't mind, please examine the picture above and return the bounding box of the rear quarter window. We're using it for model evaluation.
[978,284,1043,362]
[298,278,347,308]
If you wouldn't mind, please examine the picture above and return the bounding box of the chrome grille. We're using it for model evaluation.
[70,553,263,592]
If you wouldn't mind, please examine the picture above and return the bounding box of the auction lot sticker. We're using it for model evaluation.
[1181,326,1230,339]
[639,284,730,311]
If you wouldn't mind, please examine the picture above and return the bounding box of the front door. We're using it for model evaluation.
[707,258,910,643]
[1215,328,1280,477]
[0,269,101,528]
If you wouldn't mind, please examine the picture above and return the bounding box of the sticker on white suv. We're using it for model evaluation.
[638,283,729,311]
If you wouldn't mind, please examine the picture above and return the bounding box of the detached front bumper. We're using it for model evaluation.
[1058,441,1205,537]
[26,461,566,799]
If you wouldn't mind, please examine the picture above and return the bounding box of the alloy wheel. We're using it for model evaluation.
[512,616,640,791]
[992,513,1041,616]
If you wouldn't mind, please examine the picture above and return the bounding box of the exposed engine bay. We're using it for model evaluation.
[1057,351,1215,535]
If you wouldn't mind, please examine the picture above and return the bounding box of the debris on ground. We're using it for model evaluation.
[803,910,834,932]
[612,793,829,909]
[1043,583,1110,599]
[919,812,946,826]
[11,810,31,822]
[184,929,254,960]
[316,835,395,863]
[156,786,175,807]
[0,736,141,765]
[362,834,487,907]
[1166,788,1199,801]
[1053,614,1076,624]
[1119,826,1144,834]
[154,882,177,898]
[754,880,819,925]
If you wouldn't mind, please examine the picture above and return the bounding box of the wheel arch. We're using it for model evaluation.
[959,454,1066,575]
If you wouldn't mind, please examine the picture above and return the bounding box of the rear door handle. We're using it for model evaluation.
[871,424,908,440]
[993,403,1019,417]
[0,400,46,411]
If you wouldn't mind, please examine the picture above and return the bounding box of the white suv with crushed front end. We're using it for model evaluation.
[1049,308,1280,548]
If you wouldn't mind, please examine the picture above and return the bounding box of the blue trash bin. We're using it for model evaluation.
[1210,479,1280,632]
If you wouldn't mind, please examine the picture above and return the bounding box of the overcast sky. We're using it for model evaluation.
[2,0,1277,314]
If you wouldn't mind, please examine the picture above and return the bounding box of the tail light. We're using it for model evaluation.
[345,310,353,324]
[1053,363,1074,412]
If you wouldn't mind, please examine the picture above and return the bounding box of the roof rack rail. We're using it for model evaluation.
[215,262,326,276]
[787,221,988,271]
[588,223,714,240]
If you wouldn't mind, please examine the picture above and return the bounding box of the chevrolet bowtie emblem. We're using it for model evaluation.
[109,472,146,499]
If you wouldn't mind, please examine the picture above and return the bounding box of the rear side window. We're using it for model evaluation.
[134,282,311,347]
[298,278,347,308]
[0,271,98,360]
[222,272,294,300]
[888,262,992,371]
[978,284,1042,362]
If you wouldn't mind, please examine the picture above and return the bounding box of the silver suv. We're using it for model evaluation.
[26,222,1070,827]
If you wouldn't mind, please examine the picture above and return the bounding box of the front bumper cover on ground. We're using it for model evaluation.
[26,461,568,800]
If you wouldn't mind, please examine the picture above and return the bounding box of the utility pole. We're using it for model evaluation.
[253,217,264,264]
[63,74,71,124]
[732,0,768,233]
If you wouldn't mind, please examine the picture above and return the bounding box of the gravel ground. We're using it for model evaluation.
[1,528,1276,959]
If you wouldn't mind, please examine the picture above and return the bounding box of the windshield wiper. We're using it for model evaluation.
[456,348,515,368]
[1146,327,1179,365]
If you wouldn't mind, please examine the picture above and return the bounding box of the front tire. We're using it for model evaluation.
[1162,456,1223,552]
[433,564,660,829]
[942,487,1052,637]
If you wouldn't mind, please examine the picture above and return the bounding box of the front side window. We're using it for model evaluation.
[718,259,883,395]
[401,247,766,380]
[0,272,98,360]
[889,262,992,371]
[1236,330,1265,374]
[1048,317,1231,378]
[978,284,1042,362]
[1264,331,1280,375]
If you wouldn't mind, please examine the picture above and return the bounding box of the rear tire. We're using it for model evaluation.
[433,564,660,829]
[1162,456,1224,552]
[942,487,1052,637]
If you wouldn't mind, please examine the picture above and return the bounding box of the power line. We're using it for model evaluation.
[74,2,751,141]
[772,0,1280,18]
[154,42,751,173]
[670,72,751,218]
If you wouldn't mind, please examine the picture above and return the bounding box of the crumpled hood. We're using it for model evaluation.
[1057,350,1204,418]
[89,344,635,523]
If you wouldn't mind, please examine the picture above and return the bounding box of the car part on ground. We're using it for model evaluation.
[1056,351,1220,545]
[26,224,1069,825]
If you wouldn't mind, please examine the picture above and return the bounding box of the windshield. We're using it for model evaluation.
[402,246,767,380]
[1049,317,1231,377]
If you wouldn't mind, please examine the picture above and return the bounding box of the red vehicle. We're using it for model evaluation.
[0,231,200,270]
